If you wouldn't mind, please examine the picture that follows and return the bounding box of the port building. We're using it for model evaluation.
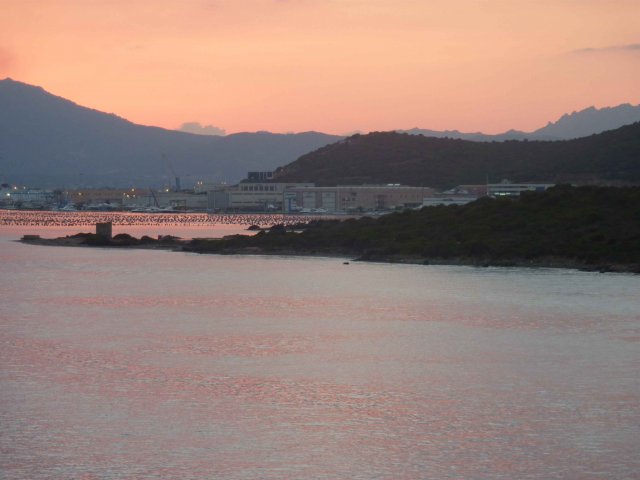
[207,182,313,211]
[284,185,433,213]
[205,181,433,213]
[487,182,555,197]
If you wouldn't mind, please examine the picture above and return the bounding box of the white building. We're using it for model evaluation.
[5,188,56,207]
[207,182,313,211]
[205,183,431,213]
[285,185,434,213]
[487,182,555,197]
[422,195,478,207]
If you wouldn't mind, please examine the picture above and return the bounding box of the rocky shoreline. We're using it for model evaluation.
[20,232,640,274]
[20,232,185,250]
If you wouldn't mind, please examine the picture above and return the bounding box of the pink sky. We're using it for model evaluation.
[1,0,639,135]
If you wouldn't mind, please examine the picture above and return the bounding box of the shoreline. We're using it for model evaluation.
[19,234,640,274]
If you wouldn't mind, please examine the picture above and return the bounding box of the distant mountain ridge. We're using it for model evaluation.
[397,128,532,142]
[534,104,640,139]
[0,78,343,187]
[274,124,640,189]
[399,104,640,141]
[1,78,639,187]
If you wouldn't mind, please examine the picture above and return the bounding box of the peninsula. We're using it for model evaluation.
[21,186,640,273]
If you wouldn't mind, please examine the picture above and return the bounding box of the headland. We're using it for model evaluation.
[20,186,640,274]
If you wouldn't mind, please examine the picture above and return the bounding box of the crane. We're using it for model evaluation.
[149,188,160,208]
[162,153,181,191]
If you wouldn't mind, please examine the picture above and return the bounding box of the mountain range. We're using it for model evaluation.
[399,104,640,141]
[0,79,342,187]
[1,78,639,187]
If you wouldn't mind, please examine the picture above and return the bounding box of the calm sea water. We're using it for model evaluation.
[1,214,639,479]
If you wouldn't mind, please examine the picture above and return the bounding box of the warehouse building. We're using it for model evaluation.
[284,185,434,213]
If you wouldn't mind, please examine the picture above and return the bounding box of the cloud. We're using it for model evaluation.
[571,43,640,54]
[179,122,226,136]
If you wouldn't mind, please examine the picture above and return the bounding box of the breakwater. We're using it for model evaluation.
[0,210,321,228]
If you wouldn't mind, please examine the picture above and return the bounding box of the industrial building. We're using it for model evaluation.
[3,188,57,208]
[422,182,556,206]
[207,182,313,211]
[284,185,434,213]
[422,195,478,207]
[65,188,132,206]
[205,182,432,213]
[122,190,209,210]
[487,182,555,197]
[247,171,274,182]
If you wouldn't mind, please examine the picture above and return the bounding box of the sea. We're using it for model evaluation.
[1,211,639,479]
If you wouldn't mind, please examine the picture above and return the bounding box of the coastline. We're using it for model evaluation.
[19,234,640,274]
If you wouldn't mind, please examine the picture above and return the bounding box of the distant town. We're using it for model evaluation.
[0,170,554,214]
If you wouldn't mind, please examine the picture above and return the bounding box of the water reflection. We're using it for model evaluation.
[1,223,639,479]
[0,210,319,228]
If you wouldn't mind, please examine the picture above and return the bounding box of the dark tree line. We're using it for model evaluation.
[273,123,640,189]
[187,186,640,271]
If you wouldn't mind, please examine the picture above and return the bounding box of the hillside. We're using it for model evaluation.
[273,123,640,188]
[26,186,640,272]
[0,79,342,187]
[3,78,638,188]
[183,186,640,272]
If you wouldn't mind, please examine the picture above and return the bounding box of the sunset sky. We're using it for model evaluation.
[1,0,639,135]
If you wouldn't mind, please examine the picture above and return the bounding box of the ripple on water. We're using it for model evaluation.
[1,227,639,479]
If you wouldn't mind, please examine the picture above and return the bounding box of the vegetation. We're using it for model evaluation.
[21,186,640,272]
[21,232,182,248]
[184,186,640,272]
[273,123,640,189]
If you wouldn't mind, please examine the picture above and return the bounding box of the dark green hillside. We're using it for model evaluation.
[273,123,640,189]
[186,186,640,272]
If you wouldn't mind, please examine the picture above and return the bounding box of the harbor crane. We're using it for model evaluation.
[149,188,160,208]
[162,153,181,191]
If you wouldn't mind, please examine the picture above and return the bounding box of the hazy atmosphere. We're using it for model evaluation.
[2,0,639,134]
[2,2,640,479]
